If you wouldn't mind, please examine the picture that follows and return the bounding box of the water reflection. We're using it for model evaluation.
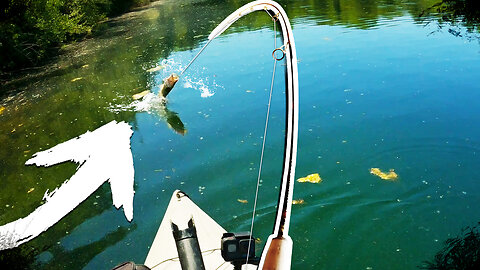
[419,0,480,40]
[163,107,187,136]
[0,184,118,269]
[110,92,186,135]
[420,222,480,269]
[42,224,136,269]
[0,121,134,250]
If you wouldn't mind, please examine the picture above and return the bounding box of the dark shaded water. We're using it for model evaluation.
[1,0,480,269]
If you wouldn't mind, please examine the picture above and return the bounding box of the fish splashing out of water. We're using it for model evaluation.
[160,73,179,98]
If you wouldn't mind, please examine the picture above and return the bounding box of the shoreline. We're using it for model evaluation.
[0,0,163,89]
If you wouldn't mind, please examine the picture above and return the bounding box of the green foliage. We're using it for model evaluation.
[0,0,154,73]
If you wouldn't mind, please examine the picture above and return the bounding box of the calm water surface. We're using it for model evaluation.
[1,0,480,269]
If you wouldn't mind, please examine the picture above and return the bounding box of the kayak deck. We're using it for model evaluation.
[144,190,256,270]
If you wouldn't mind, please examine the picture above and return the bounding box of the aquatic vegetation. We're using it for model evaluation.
[0,244,40,270]
[370,168,398,181]
[297,173,322,184]
[0,121,134,250]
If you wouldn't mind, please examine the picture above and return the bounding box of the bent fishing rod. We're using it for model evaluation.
[180,1,299,269]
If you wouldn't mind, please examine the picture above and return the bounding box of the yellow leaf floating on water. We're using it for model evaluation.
[132,90,151,100]
[237,199,248,204]
[71,77,83,82]
[370,168,398,181]
[297,173,322,184]
[27,188,35,193]
[292,199,305,205]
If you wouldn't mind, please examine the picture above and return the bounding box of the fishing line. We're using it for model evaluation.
[246,14,279,265]
[150,248,220,269]
[180,39,212,76]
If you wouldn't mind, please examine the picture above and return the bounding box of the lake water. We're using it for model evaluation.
[1,0,480,269]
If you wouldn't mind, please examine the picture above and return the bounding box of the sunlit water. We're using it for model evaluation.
[1,0,480,269]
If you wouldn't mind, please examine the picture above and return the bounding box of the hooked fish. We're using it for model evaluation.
[160,73,179,98]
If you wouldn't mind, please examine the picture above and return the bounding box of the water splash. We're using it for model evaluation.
[156,58,222,98]
[109,57,222,114]
[183,77,216,98]
[107,92,166,114]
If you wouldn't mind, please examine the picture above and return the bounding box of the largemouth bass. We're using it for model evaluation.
[160,73,179,98]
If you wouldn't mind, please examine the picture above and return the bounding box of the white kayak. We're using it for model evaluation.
[144,190,257,270]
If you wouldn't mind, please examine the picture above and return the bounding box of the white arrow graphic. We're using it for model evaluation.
[0,120,134,250]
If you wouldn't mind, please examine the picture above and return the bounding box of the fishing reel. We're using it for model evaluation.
[221,232,260,269]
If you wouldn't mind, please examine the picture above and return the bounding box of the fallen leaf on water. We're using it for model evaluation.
[297,173,322,183]
[132,90,151,100]
[146,65,164,73]
[0,106,5,114]
[237,199,248,204]
[292,199,305,205]
[27,188,35,193]
[71,77,83,82]
[370,168,398,181]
